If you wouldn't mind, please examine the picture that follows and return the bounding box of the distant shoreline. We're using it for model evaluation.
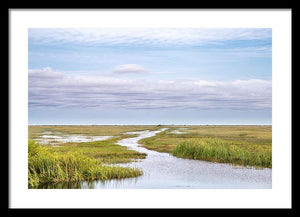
[28,124,272,126]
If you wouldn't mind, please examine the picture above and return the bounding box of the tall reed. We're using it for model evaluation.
[171,138,271,168]
[28,140,142,188]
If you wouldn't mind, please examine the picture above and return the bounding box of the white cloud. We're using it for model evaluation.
[112,64,148,74]
[29,68,272,110]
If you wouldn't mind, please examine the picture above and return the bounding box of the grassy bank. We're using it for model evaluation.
[28,125,161,140]
[28,125,161,188]
[139,125,272,168]
[28,140,142,188]
[171,138,271,168]
[51,136,147,164]
[28,125,163,164]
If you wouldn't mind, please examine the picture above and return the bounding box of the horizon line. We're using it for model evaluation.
[28,123,272,126]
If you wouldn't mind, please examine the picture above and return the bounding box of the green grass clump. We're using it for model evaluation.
[139,125,272,168]
[28,140,142,188]
[55,136,147,164]
[171,138,272,168]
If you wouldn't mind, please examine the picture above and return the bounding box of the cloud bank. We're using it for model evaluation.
[29,67,272,110]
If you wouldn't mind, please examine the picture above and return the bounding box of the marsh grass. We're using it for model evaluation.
[28,125,272,188]
[28,125,161,139]
[57,135,146,164]
[28,140,142,188]
[28,125,155,188]
[28,126,152,164]
[171,138,272,168]
[55,135,147,164]
[139,125,272,168]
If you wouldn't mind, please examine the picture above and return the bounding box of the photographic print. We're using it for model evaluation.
[28,27,272,189]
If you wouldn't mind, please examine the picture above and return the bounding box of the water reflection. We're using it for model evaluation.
[37,178,142,189]
[38,181,84,189]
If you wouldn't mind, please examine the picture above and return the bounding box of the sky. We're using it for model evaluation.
[28,28,272,125]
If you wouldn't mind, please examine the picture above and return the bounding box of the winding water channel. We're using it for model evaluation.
[85,128,272,189]
[39,128,272,189]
